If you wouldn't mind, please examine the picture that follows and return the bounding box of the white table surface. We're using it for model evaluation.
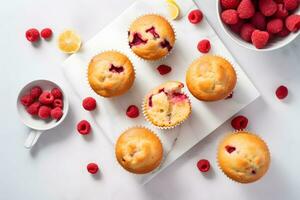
[1,0,300,199]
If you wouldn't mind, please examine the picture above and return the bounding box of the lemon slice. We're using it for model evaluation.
[57,30,81,54]
[167,1,180,20]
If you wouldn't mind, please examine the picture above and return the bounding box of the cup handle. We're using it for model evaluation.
[24,130,43,149]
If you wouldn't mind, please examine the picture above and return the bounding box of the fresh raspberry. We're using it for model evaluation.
[240,23,256,42]
[230,19,244,33]
[20,94,34,107]
[30,86,42,99]
[277,26,291,37]
[259,0,278,16]
[126,105,139,118]
[221,9,239,25]
[274,0,283,3]
[284,0,299,11]
[237,0,255,19]
[197,39,211,53]
[231,115,248,130]
[38,106,51,119]
[225,145,236,153]
[285,14,300,32]
[276,85,288,99]
[51,107,63,120]
[157,64,172,75]
[40,28,53,39]
[39,91,54,105]
[267,18,284,34]
[188,9,203,24]
[225,91,234,99]
[220,0,240,9]
[87,163,99,174]
[51,88,63,99]
[53,99,63,108]
[275,4,289,19]
[82,97,97,111]
[197,159,210,172]
[251,30,270,49]
[77,120,91,135]
[25,28,40,42]
[251,12,267,30]
[26,102,41,115]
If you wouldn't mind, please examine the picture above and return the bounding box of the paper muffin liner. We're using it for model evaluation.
[114,125,165,175]
[216,130,271,184]
[126,13,177,62]
[86,49,136,98]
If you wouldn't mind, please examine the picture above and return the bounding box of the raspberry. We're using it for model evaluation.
[39,91,54,105]
[285,14,300,32]
[231,115,248,130]
[126,105,139,118]
[20,94,34,107]
[220,0,240,9]
[275,4,289,19]
[237,0,255,19]
[82,97,97,111]
[40,28,53,39]
[284,0,299,11]
[87,163,99,174]
[197,159,210,172]
[230,19,244,33]
[277,26,291,37]
[259,0,278,16]
[225,145,236,153]
[30,86,42,99]
[276,85,288,99]
[225,91,234,99]
[274,0,283,3]
[53,99,63,108]
[26,102,41,115]
[197,39,211,53]
[25,28,40,42]
[221,9,239,25]
[251,30,270,49]
[240,23,256,42]
[38,106,51,119]
[51,107,63,120]
[77,120,91,135]
[157,64,172,75]
[51,88,63,99]
[251,12,267,30]
[188,9,203,24]
[267,18,284,34]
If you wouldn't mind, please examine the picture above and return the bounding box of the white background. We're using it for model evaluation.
[1,0,300,199]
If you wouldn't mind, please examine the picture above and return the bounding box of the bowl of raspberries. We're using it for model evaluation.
[218,0,300,50]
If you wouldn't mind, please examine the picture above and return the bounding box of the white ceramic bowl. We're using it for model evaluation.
[216,0,300,51]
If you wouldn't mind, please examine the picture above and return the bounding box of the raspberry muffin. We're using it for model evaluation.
[128,14,175,60]
[88,51,135,97]
[217,131,270,183]
[143,81,191,128]
[115,127,163,174]
[186,55,237,101]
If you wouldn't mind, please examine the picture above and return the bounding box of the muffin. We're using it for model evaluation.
[217,131,270,183]
[88,51,135,97]
[186,55,237,101]
[115,127,163,174]
[143,81,191,128]
[128,14,176,60]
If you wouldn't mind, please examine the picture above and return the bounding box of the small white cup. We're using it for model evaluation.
[17,79,69,149]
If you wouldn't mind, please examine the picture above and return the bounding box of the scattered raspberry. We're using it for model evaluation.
[277,26,291,37]
[237,0,255,19]
[221,9,239,25]
[51,107,63,120]
[25,28,40,42]
[82,97,97,111]
[231,115,248,130]
[126,105,139,118]
[276,85,288,99]
[77,120,91,135]
[285,14,300,32]
[157,64,172,75]
[221,0,240,9]
[30,86,42,99]
[38,106,51,119]
[225,145,236,153]
[251,30,270,49]
[267,19,284,34]
[197,159,210,172]
[275,4,289,18]
[225,92,234,99]
[240,23,256,42]
[53,99,63,108]
[230,19,244,33]
[40,28,53,39]
[251,12,267,30]
[284,0,299,11]
[87,163,99,174]
[51,88,63,99]
[20,94,34,107]
[39,91,54,105]
[188,9,203,24]
[259,0,278,16]
[197,39,211,53]
[26,102,41,115]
